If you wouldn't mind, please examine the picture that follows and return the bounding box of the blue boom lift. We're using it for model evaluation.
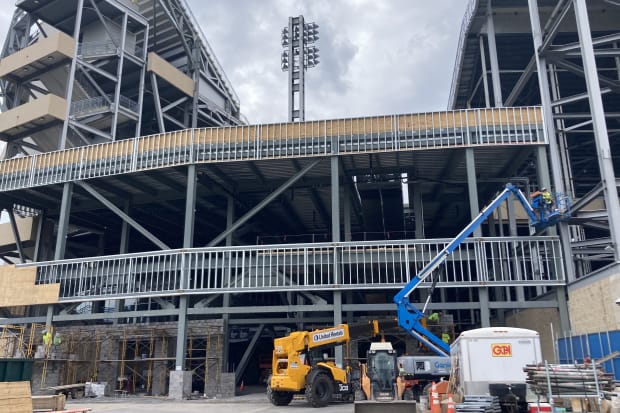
[393,183,570,356]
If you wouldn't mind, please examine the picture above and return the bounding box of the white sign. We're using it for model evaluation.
[312,328,345,343]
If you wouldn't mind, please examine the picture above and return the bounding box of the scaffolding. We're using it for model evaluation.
[188,325,223,396]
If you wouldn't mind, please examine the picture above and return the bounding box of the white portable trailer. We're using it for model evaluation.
[450,327,542,407]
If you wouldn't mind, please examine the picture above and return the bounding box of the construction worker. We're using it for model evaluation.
[42,330,52,346]
[441,332,450,344]
[541,187,553,209]
[428,312,440,323]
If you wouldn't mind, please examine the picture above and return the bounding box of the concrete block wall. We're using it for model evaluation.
[96,337,119,391]
[219,372,235,398]
[31,360,63,395]
[168,370,191,399]
[568,272,620,334]
[504,307,560,363]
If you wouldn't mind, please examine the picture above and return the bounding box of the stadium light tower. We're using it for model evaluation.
[281,15,319,122]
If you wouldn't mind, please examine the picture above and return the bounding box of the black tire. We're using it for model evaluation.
[266,375,294,406]
[305,373,333,407]
[267,385,294,406]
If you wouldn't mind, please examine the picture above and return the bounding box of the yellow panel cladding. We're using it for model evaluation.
[0,265,59,307]
[0,381,32,413]
[0,216,38,247]
[0,31,75,78]
[0,94,67,137]
[147,52,194,97]
[568,272,620,334]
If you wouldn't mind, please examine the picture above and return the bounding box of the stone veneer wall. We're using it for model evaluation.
[568,272,620,334]
[504,308,560,363]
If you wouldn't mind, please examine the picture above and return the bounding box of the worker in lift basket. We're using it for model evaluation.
[530,187,554,220]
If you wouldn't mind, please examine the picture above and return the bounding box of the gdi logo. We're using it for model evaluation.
[491,343,512,357]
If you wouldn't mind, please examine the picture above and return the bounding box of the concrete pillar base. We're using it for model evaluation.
[168,370,191,400]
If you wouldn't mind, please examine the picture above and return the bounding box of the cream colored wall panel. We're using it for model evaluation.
[0,94,67,137]
[147,52,194,97]
[0,31,74,79]
[0,216,38,246]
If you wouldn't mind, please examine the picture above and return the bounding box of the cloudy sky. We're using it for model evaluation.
[0,0,469,124]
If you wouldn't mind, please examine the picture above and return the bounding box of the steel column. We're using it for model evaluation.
[331,155,343,365]
[528,0,577,285]
[59,0,84,150]
[479,36,491,108]
[486,1,503,107]
[478,287,491,327]
[465,149,481,237]
[48,182,73,327]
[222,194,233,373]
[573,0,620,260]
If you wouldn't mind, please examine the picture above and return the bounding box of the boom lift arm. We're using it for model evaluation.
[393,183,569,357]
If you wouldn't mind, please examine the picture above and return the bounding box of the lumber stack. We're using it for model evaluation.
[0,381,32,413]
[32,393,66,411]
[524,363,615,397]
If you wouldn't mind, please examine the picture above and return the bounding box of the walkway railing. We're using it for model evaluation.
[0,106,545,192]
[26,236,564,302]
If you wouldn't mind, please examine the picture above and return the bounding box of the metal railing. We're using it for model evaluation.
[78,41,117,57]
[448,0,479,108]
[70,94,139,117]
[26,236,564,302]
[0,106,545,192]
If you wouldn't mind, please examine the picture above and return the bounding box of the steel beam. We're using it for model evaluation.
[111,12,128,140]
[76,181,170,250]
[7,209,25,263]
[207,159,321,247]
[234,324,264,385]
[505,57,536,106]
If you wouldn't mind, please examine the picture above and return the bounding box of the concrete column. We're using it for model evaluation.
[168,370,191,399]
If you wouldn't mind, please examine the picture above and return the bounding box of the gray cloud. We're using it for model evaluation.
[0,1,468,124]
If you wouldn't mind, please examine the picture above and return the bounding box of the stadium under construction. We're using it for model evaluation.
[0,0,618,397]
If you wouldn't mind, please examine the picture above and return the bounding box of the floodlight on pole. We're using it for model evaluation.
[281,15,319,122]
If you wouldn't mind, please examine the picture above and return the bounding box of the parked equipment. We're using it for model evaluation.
[268,320,395,407]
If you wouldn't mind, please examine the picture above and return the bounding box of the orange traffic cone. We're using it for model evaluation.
[430,382,441,413]
[239,380,244,391]
[447,393,456,413]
